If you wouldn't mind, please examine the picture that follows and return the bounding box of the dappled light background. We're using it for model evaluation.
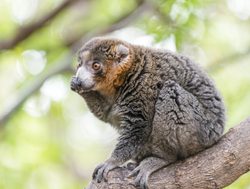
[0,0,250,188]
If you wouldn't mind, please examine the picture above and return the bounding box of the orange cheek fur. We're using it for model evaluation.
[94,57,132,97]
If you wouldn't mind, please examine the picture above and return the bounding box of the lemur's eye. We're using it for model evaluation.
[92,62,101,70]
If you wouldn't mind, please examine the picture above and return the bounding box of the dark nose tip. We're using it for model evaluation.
[71,76,82,91]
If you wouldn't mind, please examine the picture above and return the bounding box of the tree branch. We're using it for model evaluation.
[70,0,148,51]
[87,117,250,189]
[0,0,80,50]
[146,0,176,27]
[207,47,250,72]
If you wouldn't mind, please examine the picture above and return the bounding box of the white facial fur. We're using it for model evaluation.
[76,66,95,90]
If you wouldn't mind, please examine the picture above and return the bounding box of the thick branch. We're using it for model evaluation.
[87,117,250,189]
[0,0,80,50]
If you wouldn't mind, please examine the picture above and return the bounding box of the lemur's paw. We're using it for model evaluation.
[127,157,167,189]
[92,158,120,183]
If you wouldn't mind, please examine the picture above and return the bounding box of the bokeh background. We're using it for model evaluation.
[0,0,250,188]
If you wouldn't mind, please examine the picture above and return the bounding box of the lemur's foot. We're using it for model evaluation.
[92,158,121,183]
[128,157,167,189]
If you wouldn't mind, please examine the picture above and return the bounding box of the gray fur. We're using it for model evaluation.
[71,38,225,189]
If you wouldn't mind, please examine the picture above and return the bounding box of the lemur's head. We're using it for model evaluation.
[71,37,133,97]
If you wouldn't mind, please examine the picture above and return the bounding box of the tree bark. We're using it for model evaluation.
[87,117,250,189]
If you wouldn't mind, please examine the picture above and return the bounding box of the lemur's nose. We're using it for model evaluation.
[71,76,82,91]
[75,77,82,87]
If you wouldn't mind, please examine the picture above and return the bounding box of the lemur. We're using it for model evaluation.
[70,37,225,189]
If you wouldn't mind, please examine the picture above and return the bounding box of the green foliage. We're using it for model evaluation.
[0,0,250,188]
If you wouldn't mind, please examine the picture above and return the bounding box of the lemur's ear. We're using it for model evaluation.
[115,44,129,63]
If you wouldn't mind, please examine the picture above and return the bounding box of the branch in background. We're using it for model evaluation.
[207,47,250,72]
[0,54,73,126]
[0,0,147,126]
[87,117,250,189]
[147,1,250,74]
[69,0,148,51]
[147,0,176,27]
[0,0,81,51]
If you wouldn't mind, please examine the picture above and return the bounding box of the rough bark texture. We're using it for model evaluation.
[87,117,250,189]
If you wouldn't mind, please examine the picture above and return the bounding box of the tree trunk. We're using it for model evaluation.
[87,117,250,189]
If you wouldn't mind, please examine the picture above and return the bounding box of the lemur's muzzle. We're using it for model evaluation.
[70,76,94,93]
[70,76,82,92]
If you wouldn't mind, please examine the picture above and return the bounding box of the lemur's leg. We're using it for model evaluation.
[131,80,221,189]
[153,80,221,156]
